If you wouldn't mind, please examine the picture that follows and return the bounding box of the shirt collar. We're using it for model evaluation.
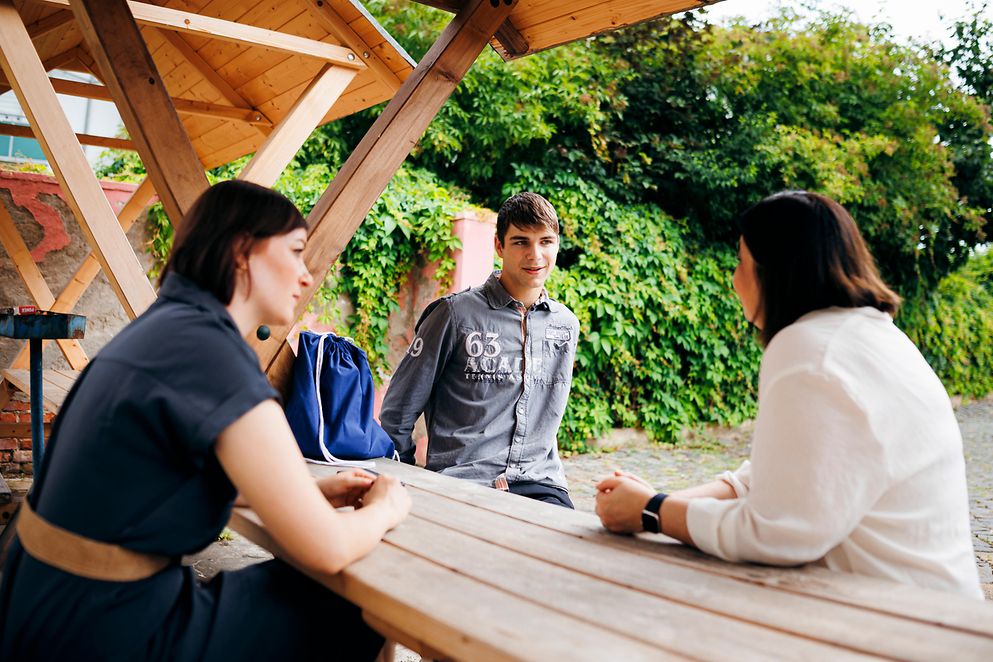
[482,270,558,312]
[158,272,241,332]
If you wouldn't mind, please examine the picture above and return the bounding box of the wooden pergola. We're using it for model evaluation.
[0,0,714,399]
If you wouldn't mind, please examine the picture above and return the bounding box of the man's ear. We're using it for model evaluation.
[494,234,504,258]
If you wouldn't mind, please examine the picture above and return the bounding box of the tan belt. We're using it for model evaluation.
[16,501,172,581]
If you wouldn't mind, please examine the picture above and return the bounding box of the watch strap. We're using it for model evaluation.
[641,492,668,534]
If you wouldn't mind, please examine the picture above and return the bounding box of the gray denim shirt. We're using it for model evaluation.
[380,271,579,489]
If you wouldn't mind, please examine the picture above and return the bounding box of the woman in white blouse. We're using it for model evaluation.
[595,191,983,598]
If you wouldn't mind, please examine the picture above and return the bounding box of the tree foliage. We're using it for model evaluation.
[99,2,993,447]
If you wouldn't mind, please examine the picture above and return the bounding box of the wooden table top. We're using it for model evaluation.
[229,459,993,661]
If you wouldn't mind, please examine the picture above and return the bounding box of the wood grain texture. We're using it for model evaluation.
[237,63,356,186]
[1,369,74,412]
[228,507,674,661]
[227,460,993,661]
[380,460,993,640]
[0,0,155,318]
[36,0,366,68]
[0,121,134,150]
[72,0,209,226]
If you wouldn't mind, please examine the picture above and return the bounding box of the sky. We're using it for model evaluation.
[697,0,992,48]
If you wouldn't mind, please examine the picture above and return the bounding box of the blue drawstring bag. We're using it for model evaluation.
[285,331,396,462]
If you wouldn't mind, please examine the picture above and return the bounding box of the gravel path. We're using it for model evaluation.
[562,395,993,599]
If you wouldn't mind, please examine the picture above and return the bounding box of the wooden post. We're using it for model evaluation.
[237,64,358,187]
[71,0,209,226]
[0,0,156,319]
[251,0,516,392]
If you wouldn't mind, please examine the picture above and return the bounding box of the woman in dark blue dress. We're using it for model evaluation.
[0,181,411,660]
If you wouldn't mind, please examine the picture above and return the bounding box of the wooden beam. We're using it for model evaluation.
[0,201,89,368]
[0,122,134,151]
[251,0,516,390]
[237,64,357,187]
[35,0,366,69]
[10,178,157,369]
[2,76,274,127]
[0,421,53,437]
[494,19,529,57]
[24,8,73,40]
[157,29,273,139]
[0,47,80,96]
[71,0,209,226]
[67,45,98,79]
[0,0,156,318]
[303,0,404,92]
[412,0,528,57]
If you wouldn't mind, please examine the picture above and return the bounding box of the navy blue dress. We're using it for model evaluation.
[0,274,383,661]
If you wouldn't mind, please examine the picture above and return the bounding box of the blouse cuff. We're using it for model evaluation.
[719,460,752,498]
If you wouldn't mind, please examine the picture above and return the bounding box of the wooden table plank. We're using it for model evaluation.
[403,487,993,661]
[229,508,673,661]
[376,460,993,638]
[222,461,993,660]
[394,510,874,661]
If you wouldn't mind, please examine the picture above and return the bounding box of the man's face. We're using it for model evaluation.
[495,223,559,295]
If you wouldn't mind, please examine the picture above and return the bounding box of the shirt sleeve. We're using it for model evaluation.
[719,460,752,497]
[379,300,455,463]
[164,321,278,457]
[686,368,888,565]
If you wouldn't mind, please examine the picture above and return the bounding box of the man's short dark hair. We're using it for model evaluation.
[496,192,559,244]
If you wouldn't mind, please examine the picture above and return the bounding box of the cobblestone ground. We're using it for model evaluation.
[562,395,993,600]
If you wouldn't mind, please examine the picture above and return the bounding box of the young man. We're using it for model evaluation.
[380,192,580,508]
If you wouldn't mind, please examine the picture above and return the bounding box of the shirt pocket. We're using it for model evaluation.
[542,324,574,384]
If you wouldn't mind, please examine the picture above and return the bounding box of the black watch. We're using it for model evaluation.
[641,492,668,534]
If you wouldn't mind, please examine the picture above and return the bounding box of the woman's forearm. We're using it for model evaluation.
[670,479,737,500]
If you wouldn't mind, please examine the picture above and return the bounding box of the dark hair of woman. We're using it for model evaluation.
[737,190,901,345]
[160,179,307,304]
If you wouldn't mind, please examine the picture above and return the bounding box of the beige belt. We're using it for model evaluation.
[16,501,172,581]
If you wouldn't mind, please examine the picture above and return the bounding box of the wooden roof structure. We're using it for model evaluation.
[0,0,717,393]
[418,0,717,60]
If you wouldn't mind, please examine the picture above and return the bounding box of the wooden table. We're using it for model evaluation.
[229,460,993,661]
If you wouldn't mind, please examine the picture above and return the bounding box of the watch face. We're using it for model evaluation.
[641,510,660,534]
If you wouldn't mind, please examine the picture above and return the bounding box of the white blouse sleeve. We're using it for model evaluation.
[686,368,888,565]
[719,460,752,498]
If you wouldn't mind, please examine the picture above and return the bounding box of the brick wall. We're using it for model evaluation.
[0,395,53,475]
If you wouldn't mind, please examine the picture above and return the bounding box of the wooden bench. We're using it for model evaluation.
[1,369,80,414]
[230,460,993,660]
